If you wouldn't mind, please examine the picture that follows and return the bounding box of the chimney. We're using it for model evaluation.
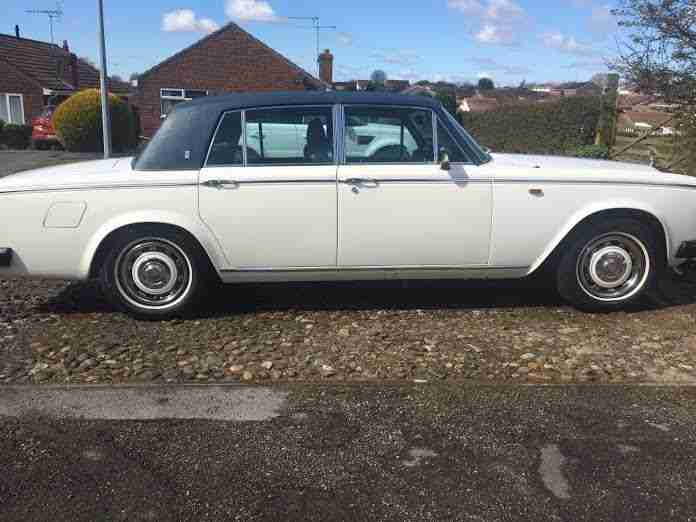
[63,40,70,52]
[70,53,79,90]
[15,25,20,39]
[318,49,333,85]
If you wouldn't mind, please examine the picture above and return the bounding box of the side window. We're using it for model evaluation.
[437,118,470,163]
[344,106,434,164]
[206,111,244,166]
[245,106,334,165]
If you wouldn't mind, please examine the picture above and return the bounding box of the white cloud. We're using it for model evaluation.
[448,0,527,46]
[162,10,220,34]
[541,32,598,56]
[475,24,516,45]
[337,32,353,46]
[225,0,279,22]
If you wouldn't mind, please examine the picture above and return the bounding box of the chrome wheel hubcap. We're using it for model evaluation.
[131,252,178,296]
[115,238,192,309]
[577,232,649,302]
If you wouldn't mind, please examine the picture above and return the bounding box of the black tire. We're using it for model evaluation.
[556,218,661,312]
[99,227,211,319]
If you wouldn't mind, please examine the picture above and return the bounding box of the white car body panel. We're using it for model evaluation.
[481,154,696,273]
[337,163,491,267]
[199,164,338,268]
[2,137,696,286]
[0,159,226,279]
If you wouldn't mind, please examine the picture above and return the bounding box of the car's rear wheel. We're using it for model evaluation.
[556,218,660,311]
[100,228,209,319]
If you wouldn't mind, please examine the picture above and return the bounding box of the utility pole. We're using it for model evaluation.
[97,0,112,158]
[287,16,336,75]
[25,7,63,44]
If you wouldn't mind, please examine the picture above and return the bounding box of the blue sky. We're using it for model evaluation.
[4,0,621,85]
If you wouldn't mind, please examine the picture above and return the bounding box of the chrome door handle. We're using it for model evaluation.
[343,177,379,186]
[202,179,239,190]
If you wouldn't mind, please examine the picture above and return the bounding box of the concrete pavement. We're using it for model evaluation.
[2,384,696,521]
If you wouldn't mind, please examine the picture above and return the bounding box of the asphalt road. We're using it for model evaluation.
[2,384,696,521]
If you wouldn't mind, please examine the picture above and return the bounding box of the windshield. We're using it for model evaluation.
[442,109,492,164]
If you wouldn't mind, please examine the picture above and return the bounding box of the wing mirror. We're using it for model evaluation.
[439,151,451,171]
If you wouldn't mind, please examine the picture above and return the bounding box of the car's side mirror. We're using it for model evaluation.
[440,151,450,171]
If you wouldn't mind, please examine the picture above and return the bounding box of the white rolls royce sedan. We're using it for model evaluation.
[1,91,696,318]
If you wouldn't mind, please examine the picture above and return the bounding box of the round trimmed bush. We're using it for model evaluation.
[53,89,135,152]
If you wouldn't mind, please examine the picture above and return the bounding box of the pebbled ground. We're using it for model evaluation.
[3,273,696,385]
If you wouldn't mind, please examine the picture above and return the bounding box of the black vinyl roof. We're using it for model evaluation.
[134,90,491,171]
[184,90,443,111]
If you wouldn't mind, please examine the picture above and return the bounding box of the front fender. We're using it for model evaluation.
[527,199,671,275]
[78,210,229,279]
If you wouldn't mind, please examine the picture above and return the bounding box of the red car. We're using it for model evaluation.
[31,106,62,150]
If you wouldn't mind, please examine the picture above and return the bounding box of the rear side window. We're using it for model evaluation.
[344,106,434,164]
[245,106,334,165]
[207,111,244,166]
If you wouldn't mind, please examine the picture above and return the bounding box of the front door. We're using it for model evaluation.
[199,106,337,269]
[337,105,491,267]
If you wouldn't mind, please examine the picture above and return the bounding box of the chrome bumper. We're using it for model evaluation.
[0,248,12,267]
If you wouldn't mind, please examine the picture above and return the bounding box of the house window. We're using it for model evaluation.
[160,88,208,118]
[0,94,25,124]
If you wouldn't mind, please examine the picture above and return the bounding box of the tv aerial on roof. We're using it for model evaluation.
[286,16,337,76]
[26,2,64,44]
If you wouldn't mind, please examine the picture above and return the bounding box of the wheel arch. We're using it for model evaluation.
[82,212,227,280]
[528,204,670,276]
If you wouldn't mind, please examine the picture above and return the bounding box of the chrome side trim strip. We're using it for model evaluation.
[0,182,199,195]
[338,177,489,184]
[493,178,696,190]
[3,177,695,195]
[221,265,528,273]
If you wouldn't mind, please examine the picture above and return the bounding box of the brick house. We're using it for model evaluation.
[134,23,328,137]
[0,27,130,126]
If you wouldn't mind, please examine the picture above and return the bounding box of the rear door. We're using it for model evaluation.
[198,106,338,269]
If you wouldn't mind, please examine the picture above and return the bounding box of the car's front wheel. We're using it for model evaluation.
[556,218,660,311]
[100,228,209,319]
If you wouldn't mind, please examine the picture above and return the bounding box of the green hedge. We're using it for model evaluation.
[459,96,601,155]
[0,123,33,149]
[53,89,135,153]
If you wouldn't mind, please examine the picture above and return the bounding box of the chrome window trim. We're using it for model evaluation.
[335,104,345,166]
[342,104,438,166]
[435,114,474,166]
[203,109,244,169]
[432,110,438,163]
[241,109,248,166]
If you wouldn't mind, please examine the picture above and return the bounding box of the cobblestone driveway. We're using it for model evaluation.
[2,274,696,385]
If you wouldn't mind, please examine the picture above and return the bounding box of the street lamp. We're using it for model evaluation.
[97,0,112,158]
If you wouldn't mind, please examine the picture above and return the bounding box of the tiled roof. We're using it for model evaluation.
[619,110,675,128]
[0,33,130,94]
[138,23,327,90]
